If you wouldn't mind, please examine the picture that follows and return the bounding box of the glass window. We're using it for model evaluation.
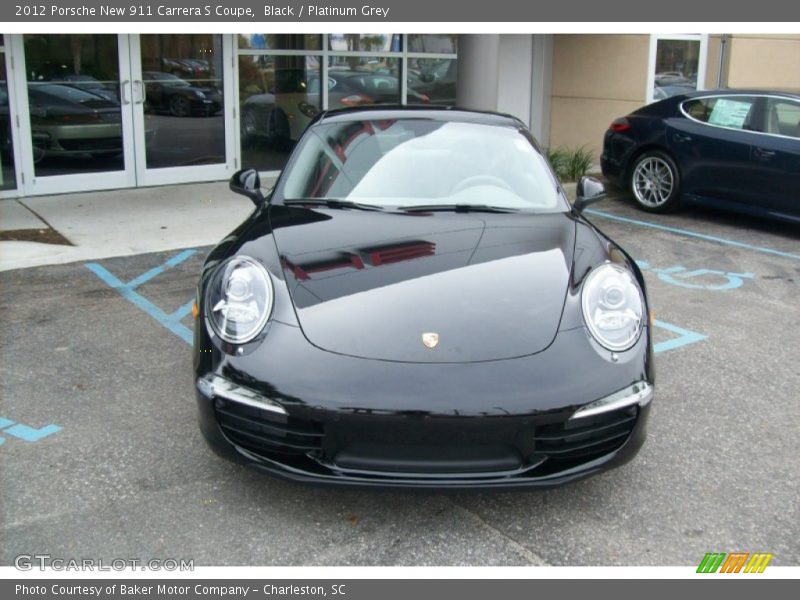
[0,53,16,190]
[408,58,456,105]
[281,120,562,212]
[23,34,123,177]
[139,34,225,169]
[682,96,756,130]
[238,34,320,51]
[328,35,401,53]
[407,35,458,54]
[239,55,321,171]
[764,98,800,139]
[327,58,401,110]
[652,38,701,101]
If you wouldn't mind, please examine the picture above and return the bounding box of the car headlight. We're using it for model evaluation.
[298,101,319,118]
[194,90,206,99]
[206,256,273,344]
[581,263,644,351]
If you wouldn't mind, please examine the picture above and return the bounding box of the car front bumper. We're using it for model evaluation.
[195,322,654,489]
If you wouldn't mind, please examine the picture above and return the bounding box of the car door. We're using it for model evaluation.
[667,94,759,205]
[747,95,800,219]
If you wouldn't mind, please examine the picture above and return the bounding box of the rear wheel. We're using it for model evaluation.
[630,151,681,213]
[168,95,191,118]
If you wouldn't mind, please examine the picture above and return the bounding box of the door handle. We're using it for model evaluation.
[133,80,145,104]
[120,79,130,105]
[754,147,776,159]
[672,133,692,143]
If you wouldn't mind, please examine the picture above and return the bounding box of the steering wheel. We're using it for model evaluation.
[452,174,515,194]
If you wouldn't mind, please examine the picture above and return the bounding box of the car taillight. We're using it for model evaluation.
[610,117,631,133]
[298,101,319,118]
[59,112,102,124]
[340,94,373,107]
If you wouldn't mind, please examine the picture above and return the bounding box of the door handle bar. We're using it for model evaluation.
[120,79,130,105]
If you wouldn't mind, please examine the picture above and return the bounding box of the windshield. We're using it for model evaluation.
[280,119,565,211]
[30,83,109,104]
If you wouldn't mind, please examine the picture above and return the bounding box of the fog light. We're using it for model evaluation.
[570,381,653,420]
[196,374,287,415]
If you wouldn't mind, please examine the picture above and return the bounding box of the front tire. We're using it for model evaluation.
[630,151,681,213]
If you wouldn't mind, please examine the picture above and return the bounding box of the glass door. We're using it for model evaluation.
[128,34,235,186]
[11,34,136,195]
[7,33,236,196]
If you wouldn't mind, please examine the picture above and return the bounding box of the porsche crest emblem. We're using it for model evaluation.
[422,332,439,349]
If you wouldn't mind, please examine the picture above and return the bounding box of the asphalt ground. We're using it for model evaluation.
[1,193,798,566]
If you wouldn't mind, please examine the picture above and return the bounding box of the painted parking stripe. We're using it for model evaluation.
[173,298,196,321]
[653,319,707,354]
[585,208,800,261]
[126,249,197,290]
[0,418,62,445]
[3,423,62,442]
[85,250,196,345]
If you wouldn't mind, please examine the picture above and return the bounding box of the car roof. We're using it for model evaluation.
[680,88,800,101]
[311,105,527,129]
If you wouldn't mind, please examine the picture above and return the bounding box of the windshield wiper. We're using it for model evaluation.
[399,204,519,213]
[283,198,385,212]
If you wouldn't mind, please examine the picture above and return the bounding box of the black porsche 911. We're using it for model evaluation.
[193,106,654,489]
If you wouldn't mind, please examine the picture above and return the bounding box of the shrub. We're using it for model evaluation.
[545,146,594,183]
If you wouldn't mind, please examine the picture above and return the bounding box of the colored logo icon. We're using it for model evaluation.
[697,552,773,573]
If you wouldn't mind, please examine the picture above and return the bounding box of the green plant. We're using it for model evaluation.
[545,146,594,183]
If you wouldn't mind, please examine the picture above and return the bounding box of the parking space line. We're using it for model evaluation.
[585,209,800,261]
[126,249,197,290]
[85,250,196,345]
[3,423,63,442]
[0,417,62,445]
[173,299,196,321]
[653,319,707,354]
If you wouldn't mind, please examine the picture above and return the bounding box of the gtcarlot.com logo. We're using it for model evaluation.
[14,554,194,571]
[697,552,773,573]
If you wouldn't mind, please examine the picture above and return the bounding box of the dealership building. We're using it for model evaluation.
[1,33,798,199]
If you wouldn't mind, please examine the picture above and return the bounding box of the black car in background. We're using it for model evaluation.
[142,71,222,117]
[601,89,800,221]
[193,106,654,489]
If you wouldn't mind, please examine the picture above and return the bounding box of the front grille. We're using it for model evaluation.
[533,406,637,468]
[214,398,324,457]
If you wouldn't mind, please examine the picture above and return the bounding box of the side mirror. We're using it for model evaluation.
[573,176,607,212]
[229,168,264,207]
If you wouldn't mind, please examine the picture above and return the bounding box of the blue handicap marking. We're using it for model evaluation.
[86,249,197,345]
[636,261,754,291]
[652,266,754,291]
[653,319,707,354]
[3,423,62,442]
[0,418,62,444]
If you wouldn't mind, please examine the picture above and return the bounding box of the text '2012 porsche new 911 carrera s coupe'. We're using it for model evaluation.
[193,106,655,489]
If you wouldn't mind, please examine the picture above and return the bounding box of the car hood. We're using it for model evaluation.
[269,207,576,363]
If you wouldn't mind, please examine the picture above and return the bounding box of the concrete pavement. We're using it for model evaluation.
[0,180,276,272]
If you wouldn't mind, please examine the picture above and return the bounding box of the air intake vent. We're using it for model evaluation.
[533,406,637,463]
[214,398,323,457]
